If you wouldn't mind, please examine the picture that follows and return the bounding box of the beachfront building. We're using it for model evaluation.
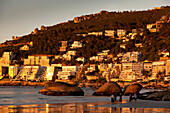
[8,66,20,78]
[144,62,152,72]
[119,62,143,80]
[15,66,46,81]
[24,55,51,66]
[0,52,15,66]
[57,66,80,80]
[165,59,170,76]
[151,61,166,79]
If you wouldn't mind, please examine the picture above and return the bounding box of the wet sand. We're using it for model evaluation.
[0,100,170,113]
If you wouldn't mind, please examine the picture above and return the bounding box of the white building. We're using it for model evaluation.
[24,55,50,66]
[151,61,166,79]
[76,57,86,62]
[117,29,126,37]
[122,52,142,63]
[105,30,116,38]
[71,41,83,49]
[88,32,103,36]
[0,52,15,66]
[120,62,143,80]
[166,59,170,76]
[57,66,80,80]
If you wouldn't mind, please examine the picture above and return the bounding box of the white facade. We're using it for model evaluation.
[24,55,50,66]
[122,52,142,63]
[117,29,126,37]
[71,41,83,49]
[120,62,143,80]
[105,30,116,37]
[0,52,15,66]
[151,61,166,79]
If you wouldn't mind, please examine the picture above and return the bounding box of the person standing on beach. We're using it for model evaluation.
[111,95,115,102]
[129,94,132,102]
[119,93,122,101]
[134,93,137,102]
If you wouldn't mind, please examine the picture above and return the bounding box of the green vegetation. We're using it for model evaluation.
[0,6,170,63]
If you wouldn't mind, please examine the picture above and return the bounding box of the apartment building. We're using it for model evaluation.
[0,52,15,66]
[151,61,166,79]
[24,55,50,66]
[122,52,142,63]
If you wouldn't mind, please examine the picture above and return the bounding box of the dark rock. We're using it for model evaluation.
[92,82,122,96]
[146,90,170,101]
[39,82,84,96]
[123,83,143,95]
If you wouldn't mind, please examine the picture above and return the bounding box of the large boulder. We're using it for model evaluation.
[123,83,143,95]
[39,82,84,96]
[146,90,170,101]
[92,82,122,96]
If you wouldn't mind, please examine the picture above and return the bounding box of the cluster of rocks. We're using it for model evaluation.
[39,82,170,101]
[39,82,142,97]
[39,82,84,96]
[139,89,170,101]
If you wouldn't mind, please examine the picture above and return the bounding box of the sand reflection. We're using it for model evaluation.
[0,102,170,113]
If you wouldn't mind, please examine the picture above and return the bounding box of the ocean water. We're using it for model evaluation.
[0,86,169,113]
[0,86,118,106]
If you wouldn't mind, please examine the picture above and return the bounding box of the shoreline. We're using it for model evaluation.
[1,99,170,108]
[0,81,47,86]
[0,99,170,113]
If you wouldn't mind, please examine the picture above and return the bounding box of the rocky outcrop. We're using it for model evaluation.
[123,83,143,95]
[39,82,84,96]
[146,89,170,101]
[92,82,122,96]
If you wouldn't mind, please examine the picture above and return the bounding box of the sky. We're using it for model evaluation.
[0,0,169,43]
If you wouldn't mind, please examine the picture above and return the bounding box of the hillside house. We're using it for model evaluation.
[120,44,126,49]
[67,50,77,56]
[105,30,116,38]
[117,29,126,37]
[20,45,30,51]
[76,57,86,62]
[59,41,68,51]
[88,32,103,36]
[135,43,143,48]
[71,41,83,49]
[122,52,142,63]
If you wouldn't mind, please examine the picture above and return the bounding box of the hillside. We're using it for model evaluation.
[0,6,170,64]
